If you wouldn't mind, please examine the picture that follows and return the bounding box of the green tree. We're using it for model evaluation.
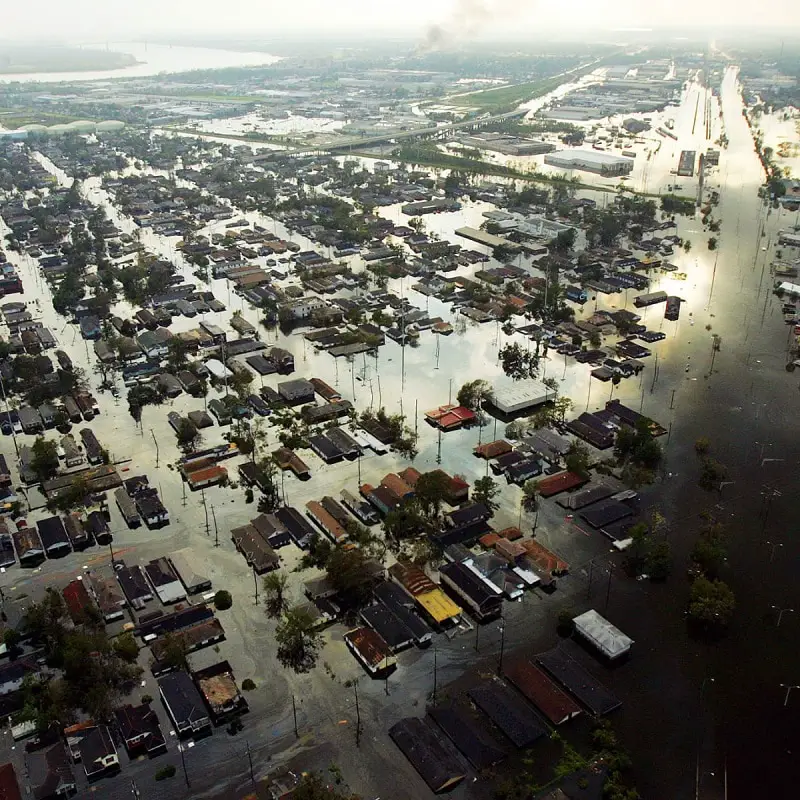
[698,457,727,492]
[456,379,493,411]
[644,539,672,581]
[157,633,190,671]
[275,608,323,673]
[263,572,289,619]
[326,547,376,608]
[214,590,233,610]
[565,441,591,478]
[414,471,451,520]
[113,632,140,663]
[472,475,500,512]
[293,772,362,800]
[175,418,201,454]
[688,576,735,629]
[30,437,59,481]
[499,342,539,381]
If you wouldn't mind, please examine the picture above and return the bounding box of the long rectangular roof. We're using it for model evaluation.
[573,609,633,659]
[468,682,548,747]
[503,657,582,725]
[536,646,621,716]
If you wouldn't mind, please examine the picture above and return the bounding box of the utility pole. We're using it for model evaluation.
[432,646,438,706]
[292,694,298,737]
[354,682,362,748]
[246,740,255,784]
[211,505,219,547]
[436,427,442,464]
[497,614,506,676]
[357,452,362,485]
[182,480,186,507]
[253,566,259,605]
[150,428,159,468]
[604,565,613,613]
[474,622,480,652]
[179,743,190,789]
[202,489,210,536]
[131,779,141,799]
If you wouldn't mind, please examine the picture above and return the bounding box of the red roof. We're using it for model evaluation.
[62,579,94,622]
[479,533,501,549]
[0,763,22,800]
[504,658,581,725]
[496,526,523,541]
[521,539,569,575]
[536,471,589,498]
[474,440,513,459]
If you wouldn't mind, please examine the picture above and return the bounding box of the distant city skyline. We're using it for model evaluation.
[1,0,799,43]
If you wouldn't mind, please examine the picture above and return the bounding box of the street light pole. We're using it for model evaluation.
[497,615,506,676]
[432,645,438,706]
[780,683,799,707]
[766,541,783,562]
[771,605,794,627]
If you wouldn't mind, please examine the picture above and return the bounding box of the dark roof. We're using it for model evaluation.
[308,433,344,462]
[389,717,466,793]
[440,562,502,611]
[468,682,548,747]
[275,506,316,549]
[113,704,165,752]
[137,604,213,639]
[449,503,490,527]
[373,581,432,642]
[428,704,506,770]
[26,742,74,800]
[117,565,152,603]
[144,557,180,589]
[35,516,69,550]
[78,725,116,773]
[536,646,621,716]
[360,605,414,651]
[158,671,209,729]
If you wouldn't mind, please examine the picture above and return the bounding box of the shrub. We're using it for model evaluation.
[141,694,153,704]
[155,765,176,781]
[241,678,256,691]
[214,590,233,610]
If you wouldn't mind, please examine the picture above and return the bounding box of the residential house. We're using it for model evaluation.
[113,704,167,757]
[86,570,126,621]
[26,742,75,800]
[192,661,248,724]
[144,558,186,605]
[77,725,119,779]
[158,671,212,739]
[36,517,71,558]
[277,378,315,406]
[116,564,153,608]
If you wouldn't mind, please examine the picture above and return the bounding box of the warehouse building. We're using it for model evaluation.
[544,150,634,176]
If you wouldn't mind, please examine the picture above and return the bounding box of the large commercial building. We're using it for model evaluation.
[544,150,634,176]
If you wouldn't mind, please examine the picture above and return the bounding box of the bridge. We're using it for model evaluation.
[250,107,529,163]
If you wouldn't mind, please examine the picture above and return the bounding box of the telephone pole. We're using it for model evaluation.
[211,505,219,547]
[292,694,299,737]
[354,682,362,747]
[253,566,259,605]
[246,740,255,784]
[178,743,190,789]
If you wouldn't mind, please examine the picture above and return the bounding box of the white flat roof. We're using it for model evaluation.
[547,149,634,166]
[492,380,555,412]
[573,609,633,659]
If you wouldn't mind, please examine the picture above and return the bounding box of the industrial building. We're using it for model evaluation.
[490,380,556,415]
[456,132,555,156]
[544,150,634,176]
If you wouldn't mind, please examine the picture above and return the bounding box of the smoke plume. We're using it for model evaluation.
[421,0,519,52]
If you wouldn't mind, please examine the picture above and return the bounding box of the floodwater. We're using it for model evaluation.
[0,42,280,84]
[5,65,799,799]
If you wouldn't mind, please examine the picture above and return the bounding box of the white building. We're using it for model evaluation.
[573,609,633,660]
[491,380,557,415]
[544,150,634,176]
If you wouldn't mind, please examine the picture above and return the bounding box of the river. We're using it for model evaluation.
[0,42,280,84]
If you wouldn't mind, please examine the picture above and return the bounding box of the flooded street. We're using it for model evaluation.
[1,53,798,798]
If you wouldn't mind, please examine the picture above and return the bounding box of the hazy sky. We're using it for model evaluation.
[0,0,797,42]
